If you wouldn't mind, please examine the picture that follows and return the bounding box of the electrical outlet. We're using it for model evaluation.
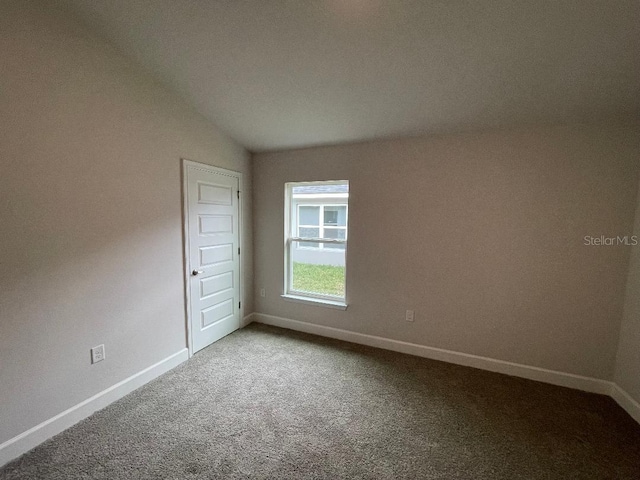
[405,310,415,322]
[91,344,105,364]
[260,288,266,297]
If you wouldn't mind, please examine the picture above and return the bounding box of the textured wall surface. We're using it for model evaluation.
[0,0,251,443]
[254,124,640,380]
[616,180,640,404]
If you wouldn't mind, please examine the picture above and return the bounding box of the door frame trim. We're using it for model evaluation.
[181,158,244,358]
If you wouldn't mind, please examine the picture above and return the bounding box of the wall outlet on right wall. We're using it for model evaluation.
[405,310,414,322]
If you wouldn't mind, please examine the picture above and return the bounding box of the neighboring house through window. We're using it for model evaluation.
[298,204,347,249]
[284,181,349,308]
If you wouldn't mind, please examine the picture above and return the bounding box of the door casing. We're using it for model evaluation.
[181,158,244,357]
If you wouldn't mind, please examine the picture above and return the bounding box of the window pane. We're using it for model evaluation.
[299,227,319,238]
[291,240,345,298]
[324,228,346,240]
[324,206,347,226]
[299,206,320,226]
[286,181,348,303]
[324,228,346,250]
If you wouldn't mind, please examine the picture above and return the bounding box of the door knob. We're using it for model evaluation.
[192,269,204,276]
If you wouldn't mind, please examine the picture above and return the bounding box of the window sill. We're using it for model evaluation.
[281,294,348,310]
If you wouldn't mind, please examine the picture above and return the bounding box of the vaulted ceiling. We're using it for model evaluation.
[59,0,639,152]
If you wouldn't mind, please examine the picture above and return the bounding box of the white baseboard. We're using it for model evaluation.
[251,313,640,424]
[0,348,189,468]
[251,313,612,395]
[241,314,254,328]
[611,384,640,424]
[2,316,638,469]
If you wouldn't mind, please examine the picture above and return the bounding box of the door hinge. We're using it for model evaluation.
[239,301,241,309]
[237,190,240,199]
[238,247,240,255]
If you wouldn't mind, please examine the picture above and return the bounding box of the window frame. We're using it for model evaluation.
[283,181,349,308]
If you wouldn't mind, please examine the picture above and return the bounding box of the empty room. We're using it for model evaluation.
[1,0,639,478]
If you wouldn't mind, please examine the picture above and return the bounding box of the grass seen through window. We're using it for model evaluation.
[292,262,345,297]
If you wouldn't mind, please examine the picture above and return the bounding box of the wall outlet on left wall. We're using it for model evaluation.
[91,344,105,364]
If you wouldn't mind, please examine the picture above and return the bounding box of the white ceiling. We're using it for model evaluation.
[59,0,639,152]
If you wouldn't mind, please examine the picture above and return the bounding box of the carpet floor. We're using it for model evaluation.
[2,323,639,479]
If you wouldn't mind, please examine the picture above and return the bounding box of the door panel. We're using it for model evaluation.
[185,163,240,354]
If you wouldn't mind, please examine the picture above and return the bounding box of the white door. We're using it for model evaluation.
[184,161,241,354]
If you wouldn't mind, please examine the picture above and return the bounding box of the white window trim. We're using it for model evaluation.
[281,294,348,310]
[284,181,349,308]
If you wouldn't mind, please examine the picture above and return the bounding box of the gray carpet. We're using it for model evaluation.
[2,323,639,479]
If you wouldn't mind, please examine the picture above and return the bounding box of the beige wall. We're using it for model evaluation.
[253,124,640,380]
[615,179,640,404]
[0,0,251,443]
[2,0,638,451]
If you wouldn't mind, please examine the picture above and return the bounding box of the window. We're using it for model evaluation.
[284,181,349,308]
